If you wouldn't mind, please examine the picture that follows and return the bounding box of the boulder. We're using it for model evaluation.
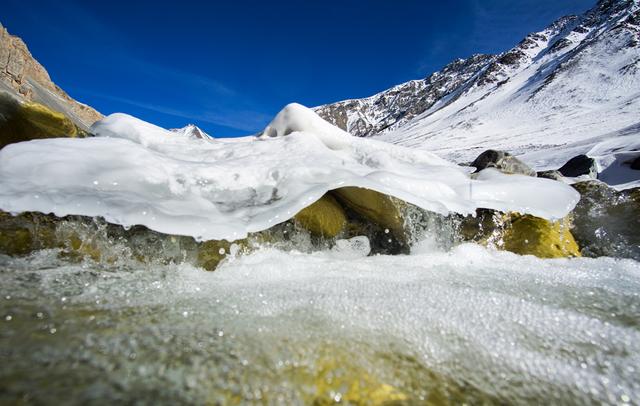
[630,156,640,170]
[502,214,581,258]
[470,149,536,176]
[331,187,406,240]
[293,193,346,238]
[537,170,565,181]
[458,210,581,258]
[557,154,597,178]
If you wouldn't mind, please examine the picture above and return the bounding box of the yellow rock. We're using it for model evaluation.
[0,226,33,256]
[311,355,408,405]
[294,194,347,238]
[503,214,581,258]
[331,187,405,239]
[0,211,60,255]
[1,93,82,149]
[197,239,250,271]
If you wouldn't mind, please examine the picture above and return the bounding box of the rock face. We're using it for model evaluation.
[0,23,102,130]
[0,93,88,148]
[470,150,536,176]
[314,54,495,137]
[558,154,597,177]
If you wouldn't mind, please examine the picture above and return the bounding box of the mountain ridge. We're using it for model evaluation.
[0,22,103,130]
[314,0,639,166]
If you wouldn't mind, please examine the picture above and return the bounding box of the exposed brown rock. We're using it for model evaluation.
[0,23,102,130]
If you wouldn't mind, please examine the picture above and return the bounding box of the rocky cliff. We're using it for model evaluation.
[0,22,102,130]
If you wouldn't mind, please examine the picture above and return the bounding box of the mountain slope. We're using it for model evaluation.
[314,54,496,137]
[0,22,102,130]
[315,0,640,171]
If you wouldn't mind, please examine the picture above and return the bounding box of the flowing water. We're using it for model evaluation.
[1,239,639,405]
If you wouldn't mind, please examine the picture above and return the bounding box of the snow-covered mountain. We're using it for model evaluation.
[169,124,212,139]
[315,0,640,170]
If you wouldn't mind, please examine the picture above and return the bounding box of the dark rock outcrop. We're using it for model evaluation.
[558,154,597,177]
[470,150,537,176]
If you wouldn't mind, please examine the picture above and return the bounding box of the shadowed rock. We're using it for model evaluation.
[558,154,597,178]
[0,92,87,149]
[471,150,536,176]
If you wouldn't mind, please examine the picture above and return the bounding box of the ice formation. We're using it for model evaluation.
[0,104,580,241]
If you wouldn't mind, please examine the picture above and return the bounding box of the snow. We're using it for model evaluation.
[0,104,579,241]
[170,123,212,140]
[366,2,640,190]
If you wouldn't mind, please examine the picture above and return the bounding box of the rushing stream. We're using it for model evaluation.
[1,241,639,404]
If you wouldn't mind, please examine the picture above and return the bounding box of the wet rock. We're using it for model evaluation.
[457,209,508,248]
[311,354,408,405]
[331,187,406,241]
[630,156,640,170]
[558,154,597,178]
[503,214,580,258]
[0,211,59,255]
[0,211,201,265]
[458,210,580,258]
[470,150,536,176]
[196,240,237,271]
[571,180,640,260]
[293,194,346,238]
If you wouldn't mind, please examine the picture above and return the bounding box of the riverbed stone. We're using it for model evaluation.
[293,193,346,238]
[331,187,406,240]
[503,214,581,258]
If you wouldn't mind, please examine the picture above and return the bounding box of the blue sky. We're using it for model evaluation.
[2,0,595,137]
